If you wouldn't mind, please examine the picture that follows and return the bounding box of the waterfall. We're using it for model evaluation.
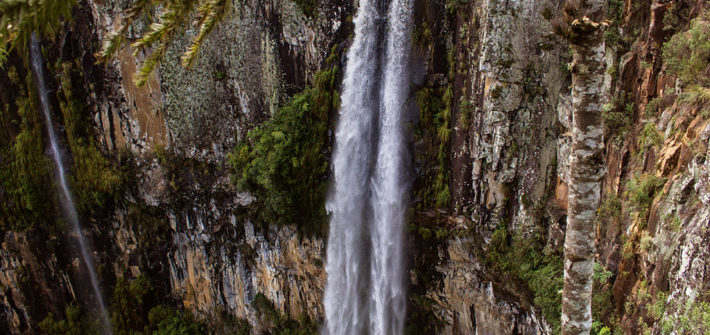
[323,0,413,333]
[29,34,112,335]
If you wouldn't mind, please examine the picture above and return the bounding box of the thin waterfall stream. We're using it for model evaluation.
[323,0,413,333]
[29,34,112,335]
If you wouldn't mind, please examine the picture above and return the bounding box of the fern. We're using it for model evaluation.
[0,0,76,65]
[97,0,235,86]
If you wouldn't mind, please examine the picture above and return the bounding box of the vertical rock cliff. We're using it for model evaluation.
[1,0,709,334]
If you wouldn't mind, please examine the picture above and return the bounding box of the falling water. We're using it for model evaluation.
[369,0,413,333]
[323,0,413,333]
[29,34,112,335]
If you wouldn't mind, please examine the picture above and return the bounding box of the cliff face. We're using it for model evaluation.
[1,0,709,334]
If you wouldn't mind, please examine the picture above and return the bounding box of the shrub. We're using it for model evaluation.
[599,193,623,228]
[649,291,710,335]
[228,67,338,234]
[148,305,206,335]
[603,97,634,141]
[38,305,89,335]
[252,293,318,334]
[677,86,710,118]
[645,97,661,117]
[662,14,710,87]
[486,225,564,333]
[625,173,666,213]
[639,122,663,151]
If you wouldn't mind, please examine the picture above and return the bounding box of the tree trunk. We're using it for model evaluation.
[562,1,607,334]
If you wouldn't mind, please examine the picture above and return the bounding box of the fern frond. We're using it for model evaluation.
[96,0,152,61]
[0,0,77,54]
[181,0,229,68]
[134,41,167,87]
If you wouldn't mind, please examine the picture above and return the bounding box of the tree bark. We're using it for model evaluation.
[562,1,607,334]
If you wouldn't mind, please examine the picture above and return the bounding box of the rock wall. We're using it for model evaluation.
[1,0,709,334]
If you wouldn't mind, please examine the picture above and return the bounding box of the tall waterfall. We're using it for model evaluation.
[29,34,112,335]
[323,0,413,333]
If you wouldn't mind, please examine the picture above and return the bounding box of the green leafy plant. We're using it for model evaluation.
[228,66,338,234]
[98,0,234,86]
[603,95,634,142]
[625,173,666,214]
[252,293,318,334]
[638,122,663,152]
[663,14,710,87]
[486,224,564,333]
[0,75,53,231]
[0,0,76,65]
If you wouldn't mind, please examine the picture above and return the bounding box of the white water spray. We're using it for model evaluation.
[29,34,112,335]
[323,0,413,333]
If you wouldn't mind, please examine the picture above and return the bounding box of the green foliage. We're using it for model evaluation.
[599,193,623,228]
[228,66,338,234]
[486,224,564,333]
[111,276,153,333]
[445,0,467,16]
[638,122,663,152]
[109,275,206,335]
[147,305,206,335]
[0,74,53,231]
[405,294,445,335]
[98,0,234,86]
[646,291,710,335]
[645,97,661,117]
[252,293,318,334]
[605,0,624,46]
[412,20,432,48]
[211,309,251,334]
[0,0,76,65]
[592,262,617,330]
[662,13,710,88]
[56,61,123,213]
[38,305,92,335]
[1,58,126,232]
[414,83,453,212]
[677,86,710,118]
[603,95,634,141]
[625,173,666,213]
[458,100,473,131]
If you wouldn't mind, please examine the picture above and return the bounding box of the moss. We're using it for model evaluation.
[56,61,123,214]
[0,71,54,231]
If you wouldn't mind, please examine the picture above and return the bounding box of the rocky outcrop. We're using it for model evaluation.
[431,239,549,335]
